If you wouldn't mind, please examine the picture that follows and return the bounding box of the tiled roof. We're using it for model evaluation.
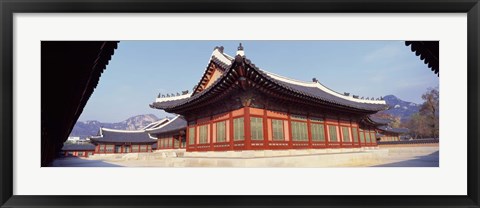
[61,143,96,151]
[259,70,387,111]
[147,115,187,135]
[378,126,409,134]
[141,118,169,130]
[151,47,388,113]
[192,47,233,95]
[368,116,392,125]
[90,128,156,143]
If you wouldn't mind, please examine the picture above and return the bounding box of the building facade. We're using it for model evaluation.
[61,143,96,157]
[151,45,389,152]
[377,126,409,142]
[146,115,187,150]
[90,128,157,154]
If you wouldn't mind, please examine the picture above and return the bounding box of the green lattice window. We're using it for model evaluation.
[188,127,195,145]
[328,125,338,142]
[311,123,325,141]
[272,119,284,141]
[360,131,365,143]
[216,121,226,142]
[342,127,350,142]
[292,121,308,141]
[251,117,264,140]
[352,127,359,142]
[365,131,371,143]
[233,117,245,141]
[199,125,208,144]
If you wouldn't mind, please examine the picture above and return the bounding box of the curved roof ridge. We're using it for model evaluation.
[191,47,233,95]
[141,118,169,130]
[221,51,234,61]
[261,69,386,105]
[260,69,318,87]
[146,115,181,131]
[100,128,146,133]
[155,93,192,103]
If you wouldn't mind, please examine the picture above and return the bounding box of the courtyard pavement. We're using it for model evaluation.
[48,145,439,168]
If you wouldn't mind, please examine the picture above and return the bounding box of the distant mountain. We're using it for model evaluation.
[70,114,160,139]
[381,95,421,121]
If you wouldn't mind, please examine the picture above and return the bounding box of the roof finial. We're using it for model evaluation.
[236,43,245,56]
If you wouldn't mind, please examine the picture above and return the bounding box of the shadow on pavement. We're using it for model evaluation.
[372,151,439,167]
[48,157,124,167]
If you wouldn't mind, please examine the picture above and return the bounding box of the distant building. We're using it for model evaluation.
[66,136,80,143]
[61,143,96,157]
[366,117,409,142]
[87,117,187,154]
[376,126,409,142]
[146,115,187,150]
[150,45,389,152]
[90,128,157,154]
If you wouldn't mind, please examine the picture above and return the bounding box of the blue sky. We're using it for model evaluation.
[78,41,438,123]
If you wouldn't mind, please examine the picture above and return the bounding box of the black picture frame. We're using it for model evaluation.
[1,0,479,207]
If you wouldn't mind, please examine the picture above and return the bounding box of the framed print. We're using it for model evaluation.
[1,0,479,207]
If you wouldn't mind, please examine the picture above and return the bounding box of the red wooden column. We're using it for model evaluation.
[209,117,214,151]
[354,122,360,147]
[229,111,234,150]
[194,119,198,151]
[307,115,312,149]
[287,113,293,149]
[244,107,251,150]
[262,108,269,149]
[338,117,343,148]
[186,125,190,150]
[323,115,329,148]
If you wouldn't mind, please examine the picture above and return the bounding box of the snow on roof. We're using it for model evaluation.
[261,69,386,105]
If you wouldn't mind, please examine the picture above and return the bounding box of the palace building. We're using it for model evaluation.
[377,126,409,142]
[80,117,187,155]
[90,128,157,154]
[363,116,409,142]
[61,143,96,158]
[146,115,187,150]
[150,44,389,152]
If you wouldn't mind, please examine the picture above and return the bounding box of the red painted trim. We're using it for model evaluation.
[323,115,329,148]
[209,117,214,151]
[244,107,251,150]
[287,113,293,149]
[194,119,198,151]
[262,108,269,149]
[229,111,234,151]
[307,115,312,148]
[337,117,343,148]
[186,125,190,150]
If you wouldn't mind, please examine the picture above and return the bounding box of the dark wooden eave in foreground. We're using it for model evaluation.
[405,41,439,76]
[151,54,388,114]
[41,41,118,166]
